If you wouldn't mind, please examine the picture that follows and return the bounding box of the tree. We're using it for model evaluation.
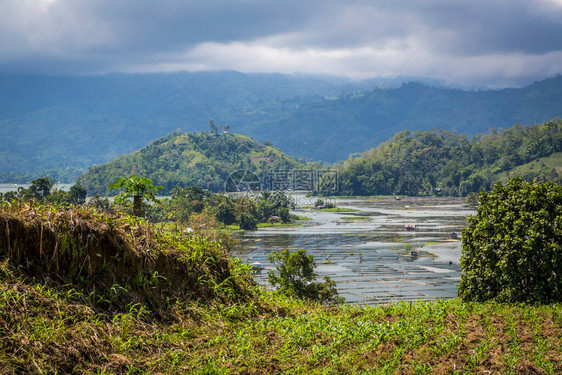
[214,200,236,225]
[46,184,87,205]
[267,249,343,303]
[68,184,87,204]
[108,175,163,217]
[27,177,55,200]
[458,178,562,303]
[209,120,218,134]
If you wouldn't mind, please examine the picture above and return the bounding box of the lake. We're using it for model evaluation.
[232,195,474,305]
[0,183,75,194]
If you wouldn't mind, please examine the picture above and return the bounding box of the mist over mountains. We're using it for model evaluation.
[1,71,561,181]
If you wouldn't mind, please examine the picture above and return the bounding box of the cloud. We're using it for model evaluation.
[146,39,562,87]
[0,0,561,86]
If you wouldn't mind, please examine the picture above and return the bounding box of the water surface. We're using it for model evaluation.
[233,195,473,305]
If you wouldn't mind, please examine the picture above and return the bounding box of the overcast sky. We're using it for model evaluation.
[1,0,562,87]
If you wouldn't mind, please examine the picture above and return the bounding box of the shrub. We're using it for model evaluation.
[458,178,562,303]
[237,212,258,230]
[267,249,343,303]
[314,198,335,209]
[278,207,291,223]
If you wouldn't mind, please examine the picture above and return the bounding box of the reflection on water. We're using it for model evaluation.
[232,195,473,305]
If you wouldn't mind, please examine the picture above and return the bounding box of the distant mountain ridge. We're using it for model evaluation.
[0,71,561,181]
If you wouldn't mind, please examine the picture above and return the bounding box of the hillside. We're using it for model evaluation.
[1,72,562,181]
[1,202,561,373]
[338,119,562,196]
[78,131,304,195]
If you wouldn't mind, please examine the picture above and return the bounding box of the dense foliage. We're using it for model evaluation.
[2,173,298,233]
[78,132,303,195]
[339,119,562,196]
[458,179,562,303]
[147,186,297,230]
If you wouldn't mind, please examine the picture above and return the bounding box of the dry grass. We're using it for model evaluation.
[0,201,254,317]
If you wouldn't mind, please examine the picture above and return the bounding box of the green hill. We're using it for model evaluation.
[338,119,562,196]
[78,131,304,195]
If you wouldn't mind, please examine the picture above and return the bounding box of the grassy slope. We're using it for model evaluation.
[496,152,562,183]
[1,204,561,374]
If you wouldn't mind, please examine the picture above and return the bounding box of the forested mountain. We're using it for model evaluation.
[78,131,304,195]
[338,119,562,196]
[1,71,562,182]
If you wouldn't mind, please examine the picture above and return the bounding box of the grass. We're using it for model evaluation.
[1,275,561,374]
[0,202,255,316]
[318,207,359,213]
[341,216,371,221]
[256,222,301,228]
[1,202,562,373]
[496,152,562,182]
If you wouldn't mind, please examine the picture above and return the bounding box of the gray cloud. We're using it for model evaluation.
[1,0,561,86]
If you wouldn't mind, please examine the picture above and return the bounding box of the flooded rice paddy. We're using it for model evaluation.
[232,195,474,305]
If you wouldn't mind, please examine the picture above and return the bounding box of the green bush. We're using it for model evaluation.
[267,249,343,304]
[458,178,562,303]
[237,212,258,231]
[278,207,291,223]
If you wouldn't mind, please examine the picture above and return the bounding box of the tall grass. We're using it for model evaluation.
[0,201,255,316]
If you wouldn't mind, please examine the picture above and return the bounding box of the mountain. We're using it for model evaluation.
[1,71,561,181]
[0,71,351,182]
[255,78,562,161]
[77,131,305,195]
[337,119,562,197]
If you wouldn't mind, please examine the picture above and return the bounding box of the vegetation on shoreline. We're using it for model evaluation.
[0,176,87,205]
[143,186,299,231]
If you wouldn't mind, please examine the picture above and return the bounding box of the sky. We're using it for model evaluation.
[1,0,562,87]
